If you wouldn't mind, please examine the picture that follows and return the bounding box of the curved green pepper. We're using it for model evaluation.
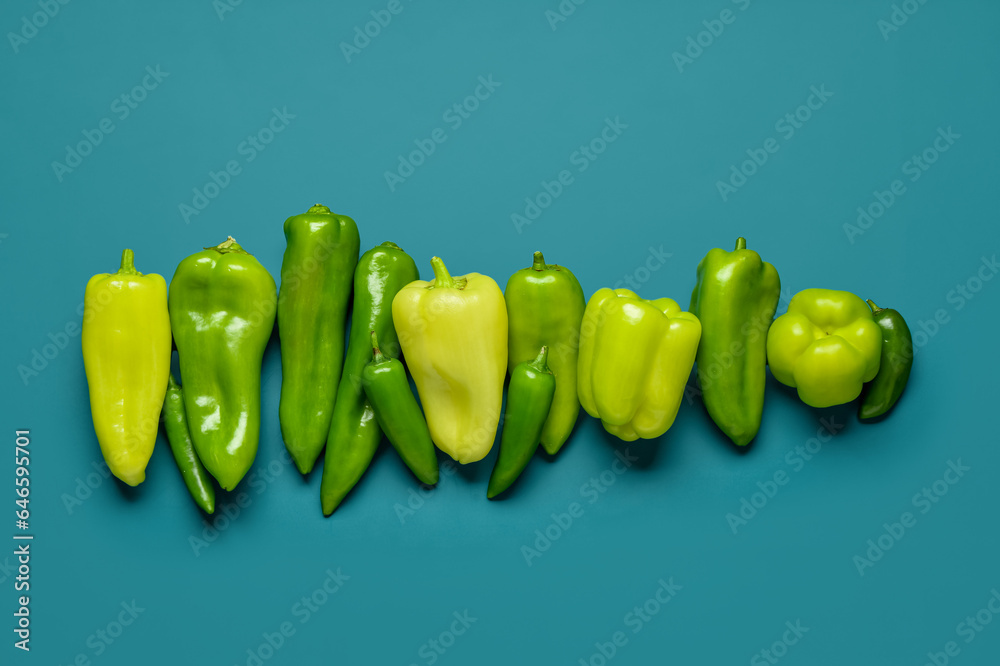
[362,331,439,486]
[278,204,360,474]
[168,236,276,491]
[488,346,555,499]
[504,252,585,454]
[859,299,913,420]
[689,237,780,446]
[321,242,419,515]
[163,374,216,514]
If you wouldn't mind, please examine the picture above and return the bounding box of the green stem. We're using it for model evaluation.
[206,236,249,255]
[117,249,141,276]
[307,204,331,215]
[381,241,401,251]
[370,331,386,363]
[430,256,455,288]
[866,299,881,314]
[532,251,546,270]
[735,237,747,251]
[528,346,550,373]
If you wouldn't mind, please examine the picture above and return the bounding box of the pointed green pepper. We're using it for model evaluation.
[859,299,913,420]
[168,236,276,490]
[163,374,216,514]
[278,204,360,474]
[504,252,585,455]
[361,331,439,486]
[488,346,555,499]
[321,242,419,515]
[689,237,780,446]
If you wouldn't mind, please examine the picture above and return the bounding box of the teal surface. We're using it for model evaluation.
[2,1,999,664]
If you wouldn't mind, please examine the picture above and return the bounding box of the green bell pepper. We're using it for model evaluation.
[278,204,360,474]
[169,236,277,490]
[766,288,882,408]
[689,237,780,446]
[321,241,419,515]
[504,251,585,454]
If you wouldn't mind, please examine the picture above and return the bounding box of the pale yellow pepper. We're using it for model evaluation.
[392,257,507,463]
[82,249,172,485]
[578,288,701,441]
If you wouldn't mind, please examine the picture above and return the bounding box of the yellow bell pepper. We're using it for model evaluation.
[392,256,507,463]
[82,249,172,485]
[766,288,882,407]
[578,288,701,441]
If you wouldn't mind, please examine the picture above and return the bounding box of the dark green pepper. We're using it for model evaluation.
[169,236,276,491]
[859,299,913,420]
[504,252,585,455]
[278,204,360,474]
[163,374,216,514]
[361,331,438,486]
[321,242,419,515]
[488,346,555,499]
[689,237,780,446]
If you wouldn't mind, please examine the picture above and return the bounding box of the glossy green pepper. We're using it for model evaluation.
[504,252,585,455]
[278,204,360,474]
[488,346,555,499]
[321,242,419,515]
[362,331,439,486]
[169,236,277,491]
[766,288,881,408]
[859,299,913,420]
[163,374,216,514]
[689,237,780,446]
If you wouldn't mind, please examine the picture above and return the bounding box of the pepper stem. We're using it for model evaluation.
[532,251,546,270]
[117,248,141,276]
[528,346,550,373]
[370,331,386,363]
[206,236,250,255]
[307,204,331,215]
[735,237,747,251]
[430,256,455,288]
[866,299,881,314]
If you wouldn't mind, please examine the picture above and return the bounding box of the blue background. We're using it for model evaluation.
[2,1,999,664]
